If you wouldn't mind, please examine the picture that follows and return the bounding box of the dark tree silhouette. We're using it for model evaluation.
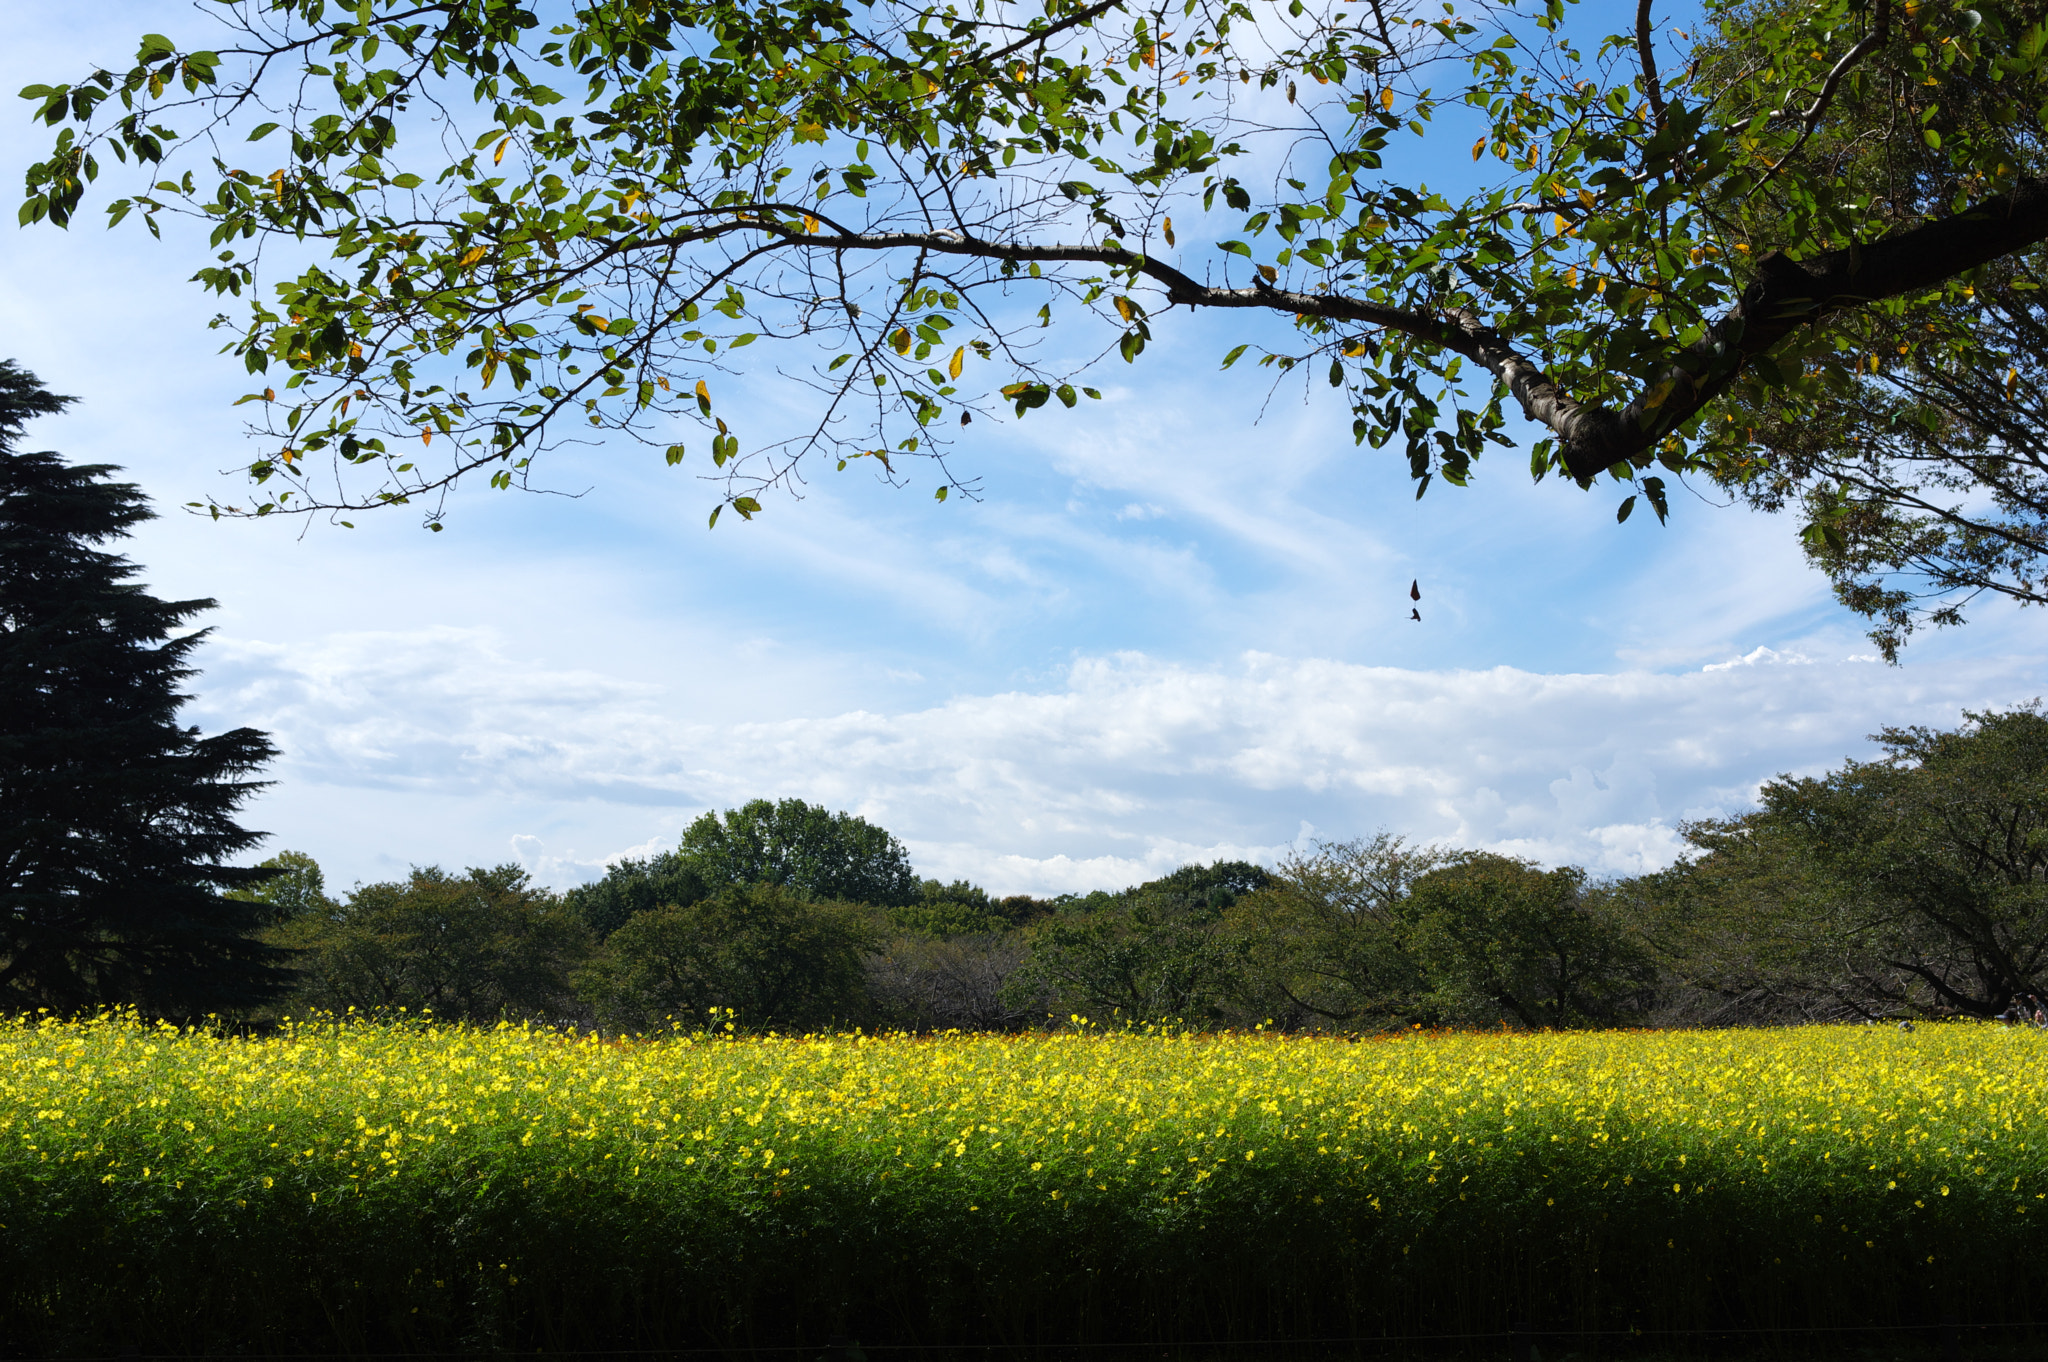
[0,360,288,1015]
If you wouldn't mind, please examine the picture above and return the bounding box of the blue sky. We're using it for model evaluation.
[6,0,2044,895]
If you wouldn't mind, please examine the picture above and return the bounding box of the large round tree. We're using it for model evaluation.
[0,360,288,1016]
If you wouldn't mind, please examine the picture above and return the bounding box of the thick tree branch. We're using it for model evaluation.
[1635,0,1665,130]
[772,182,2048,484]
[1585,176,2048,481]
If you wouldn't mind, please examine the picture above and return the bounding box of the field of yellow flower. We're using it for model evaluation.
[3,1014,2045,1356]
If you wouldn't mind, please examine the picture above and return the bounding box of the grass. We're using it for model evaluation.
[2,1014,2045,1356]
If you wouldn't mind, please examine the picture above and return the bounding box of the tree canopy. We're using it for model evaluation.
[20,0,2048,644]
[1628,706,2048,1019]
[565,797,921,939]
[277,862,590,1020]
[676,797,920,905]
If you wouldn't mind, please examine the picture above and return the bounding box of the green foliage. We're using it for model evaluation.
[565,850,709,938]
[225,849,335,926]
[273,863,589,1022]
[1221,833,1451,1027]
[1693,1,2048,655]
[1136,858,1273,909]
[582,881,877,1031]
[1220,837,1652,1029]
[1403,856,1655,1027]
[22,0,2048,584]
[1631,705,2048,1019]
[565,799,918,944]
[1008,878,1248,1025]
[888,876,1002,936]
[678,798,919,907]
[0,361,286,1017]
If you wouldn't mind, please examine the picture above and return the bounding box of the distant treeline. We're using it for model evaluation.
[238,704,2048,1031]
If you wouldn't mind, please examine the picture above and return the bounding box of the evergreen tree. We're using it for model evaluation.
[0,360,288,1015]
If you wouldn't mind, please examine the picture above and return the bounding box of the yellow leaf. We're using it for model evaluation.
[1163,215,1175,247]
[1380,87,1395,111]
[802,214,820,234]
[1567,266,1578,288]
[1256,264,1278,283]
[421,429,432,446]
[1471,138,1486,161]
[949,347,964,379]
[1114,296,1134,323]
[891,328,912,355]
[459,246,488,269]
[1552,214,1568,235]
[493,138,510,166]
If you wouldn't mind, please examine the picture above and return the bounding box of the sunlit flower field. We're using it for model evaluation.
[3,1014,2044,1355]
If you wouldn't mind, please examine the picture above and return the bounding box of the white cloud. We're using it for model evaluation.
[190,629,2046,893]
[1704,645,1816,672]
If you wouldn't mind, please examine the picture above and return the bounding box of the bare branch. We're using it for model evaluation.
[985,0,1127,63]
[1775,0,1893,134]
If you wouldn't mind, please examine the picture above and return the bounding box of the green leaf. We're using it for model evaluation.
[1616,495,1636,524]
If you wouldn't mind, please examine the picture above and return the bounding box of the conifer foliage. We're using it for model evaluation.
[0,360,286,1015]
